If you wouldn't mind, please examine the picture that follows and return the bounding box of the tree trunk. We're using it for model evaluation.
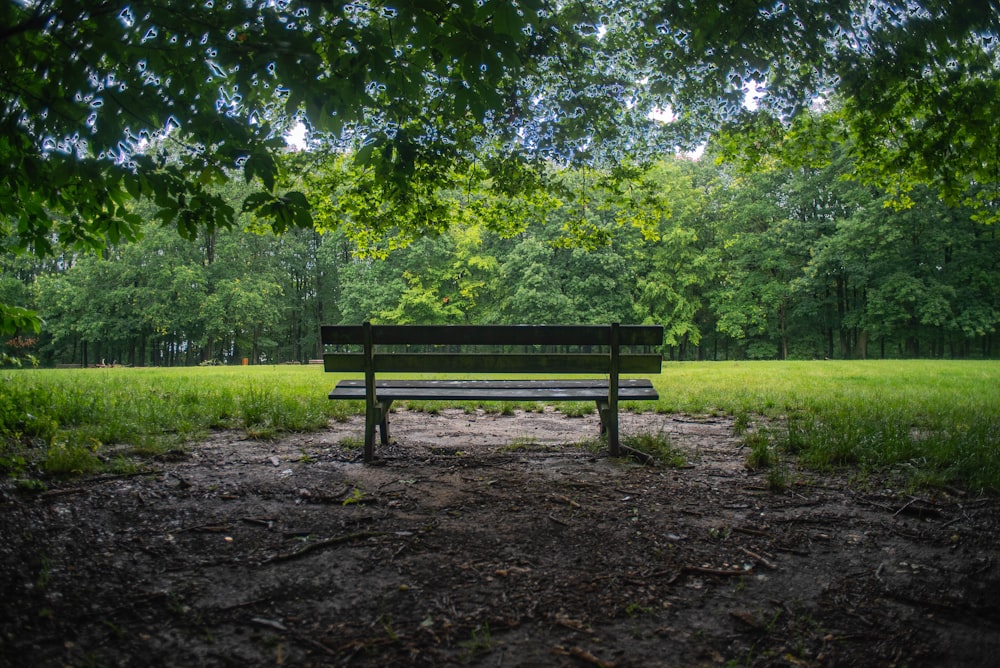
[779,302,788,360]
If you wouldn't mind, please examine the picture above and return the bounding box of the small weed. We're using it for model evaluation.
[500,436,542,452]
[35,555,51,590]
[338,436,364,450]
[42,442,102,476]
[621,432,687,468]
[342,487,366,506]
[707,526,730,541]
[128,435,189,459]
[244,425,277,440]
[379,616,399,642]
[778,413,810,454]
[461,622,496,656]
[166,593,188,617]
[407,401,444,415]
[744,430,774,470]
[767,464,790,492]
[238,383,273,428]
[327,403,355,422]
[0,450,27,477]
[561,402,595,418]
[733,411,751,435]
[104,455,141,476]
[624,601,655,617]
[574,437,604,454]
[15,478,47,492]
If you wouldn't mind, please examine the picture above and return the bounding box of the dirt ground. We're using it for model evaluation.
[1,407,998,667]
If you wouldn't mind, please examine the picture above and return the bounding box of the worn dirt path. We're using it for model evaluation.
[2,408,998,666]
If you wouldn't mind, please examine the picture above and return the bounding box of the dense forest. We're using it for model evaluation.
[3,135,997,366]
[3,2,998,365]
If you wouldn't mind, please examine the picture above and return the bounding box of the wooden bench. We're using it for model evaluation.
[321,323,663,462]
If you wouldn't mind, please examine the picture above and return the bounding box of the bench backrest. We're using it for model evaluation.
[321,323,663,375]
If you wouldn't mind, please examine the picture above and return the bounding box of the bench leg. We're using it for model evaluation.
[596,400,620,457]
[378,400,392,445]
[363,400,393,463]
[596,400,608,435]
[364,406,378,463]
[607,413,620,457]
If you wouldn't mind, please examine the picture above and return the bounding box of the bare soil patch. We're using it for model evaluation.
[2,408,998,667]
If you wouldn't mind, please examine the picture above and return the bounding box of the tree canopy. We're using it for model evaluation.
[2,0,999,333]
[9,151,998,366]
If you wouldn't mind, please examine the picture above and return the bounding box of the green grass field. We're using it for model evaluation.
[2,360,998,491]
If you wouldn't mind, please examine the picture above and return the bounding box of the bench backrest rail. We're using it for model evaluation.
[321,323,663,376]
[322,324,662,347]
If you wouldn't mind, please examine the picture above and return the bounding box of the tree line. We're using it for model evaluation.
[3,138,997,366]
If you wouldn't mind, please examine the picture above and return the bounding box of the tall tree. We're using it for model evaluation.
[4,0,999,334]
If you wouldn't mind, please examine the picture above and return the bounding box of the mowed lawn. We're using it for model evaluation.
[2,360,998,491]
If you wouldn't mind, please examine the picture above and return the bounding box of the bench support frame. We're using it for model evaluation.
[322,323,662,462]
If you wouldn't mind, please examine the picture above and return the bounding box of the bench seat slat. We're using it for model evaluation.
[335,379,653,389]
[329,379,659,402]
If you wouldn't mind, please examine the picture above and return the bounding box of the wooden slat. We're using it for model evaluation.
[374,353,610,374]
[321,325,365,345]
[324,353,365,373]
[329,379,659,402]
[620,354,662,374]
[371,325,593,346]
[323,353,661,374]
[322,324,663,347]
[335,379,655,389]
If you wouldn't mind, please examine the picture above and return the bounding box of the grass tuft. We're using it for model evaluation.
[560,402,595,418]
[744,430,775,470]
[621,431,687,468]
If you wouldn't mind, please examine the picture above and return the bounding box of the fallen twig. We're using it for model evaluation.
[893,497,919,516]
[241,517,276,528]
[260,531,383,565]
[40,487,87,499]
[619,444,655,465]
[941,514,970,528]
[247,618,339,657]
[251,617,287,631]
[738,546,778,570]
[549,494,581,508]
[548,513,570,526]
[893,496,944,517]
[682,565,752,577]
[553,645,615,668]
